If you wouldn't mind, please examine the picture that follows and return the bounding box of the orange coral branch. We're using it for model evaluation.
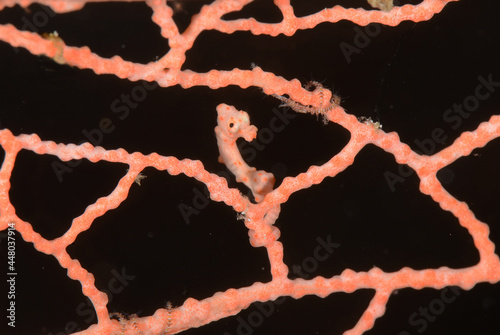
[1,0,499,335]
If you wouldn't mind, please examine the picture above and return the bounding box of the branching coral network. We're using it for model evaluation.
[0,0,500,335]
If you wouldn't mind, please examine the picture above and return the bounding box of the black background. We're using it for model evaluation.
[0,0,499,335]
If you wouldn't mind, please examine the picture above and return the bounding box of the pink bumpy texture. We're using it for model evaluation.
[1,1,499,335]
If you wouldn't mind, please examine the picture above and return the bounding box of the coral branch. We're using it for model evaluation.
[1,0,499,335]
